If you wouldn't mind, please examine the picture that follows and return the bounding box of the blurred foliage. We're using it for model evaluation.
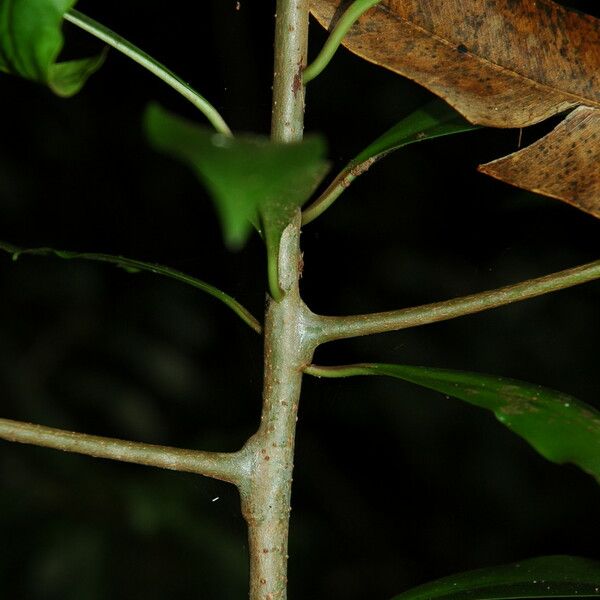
[0,1,599,599]
[0,0,104,96]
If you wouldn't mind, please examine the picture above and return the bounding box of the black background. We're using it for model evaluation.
[0,2,599,599]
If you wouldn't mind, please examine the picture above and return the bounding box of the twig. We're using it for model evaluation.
[0,417,248,485]
[312,259,600,343]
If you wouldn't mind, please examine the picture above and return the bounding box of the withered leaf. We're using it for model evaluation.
[309,0,600,128]
[480,106,600,219]
[309,0,600,218]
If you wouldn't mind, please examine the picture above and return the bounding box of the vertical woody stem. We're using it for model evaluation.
[271,0,310,144]
[241,219,315,600]
[240,2,312,599]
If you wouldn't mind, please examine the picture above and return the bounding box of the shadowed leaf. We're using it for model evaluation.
[480,106,600,219]
[353,99,478,164]
[303,99,479,223]
[306,363,600,484]
[0,0,104,96]
[0,241,262,334]
[390,555,600,600]
[145,103,329,299]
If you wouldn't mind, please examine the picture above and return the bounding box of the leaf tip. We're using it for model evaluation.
[47,50,107,97]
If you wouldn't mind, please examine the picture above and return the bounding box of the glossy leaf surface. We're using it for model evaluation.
[0,0,104,95]
[0,241,261,333]
[302,100,479,223]
[391,555,600,600]
[145,104,329,297]
[306,363,600,483]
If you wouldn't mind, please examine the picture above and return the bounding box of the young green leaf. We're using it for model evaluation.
[0,241,262,334]
[305,363,600,484]
[390,555,600,600]
[0,0,104,96]
[145,103,329,299]
[302,100,479,224]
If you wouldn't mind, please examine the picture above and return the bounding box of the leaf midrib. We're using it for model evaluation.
[359,1,600,111]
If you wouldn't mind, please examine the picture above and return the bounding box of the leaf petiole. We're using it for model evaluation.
[303,0,384,83]
[64,9,233,136]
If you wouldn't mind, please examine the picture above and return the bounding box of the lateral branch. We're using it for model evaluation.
[0,417,246,485]
[313,259,600,343]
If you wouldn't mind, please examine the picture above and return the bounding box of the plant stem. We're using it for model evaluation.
[64,9,233,136]
[303,0,383,83]
[237,4,313,598]
[241,218,317,600]
[311,259,600,343]
[301,157,374,225]
[0,417,247,484]
[271,0,310,143]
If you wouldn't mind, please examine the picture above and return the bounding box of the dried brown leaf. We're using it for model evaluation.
[479,106,600,219]
[309,0,600,127]
[310,0,600,219]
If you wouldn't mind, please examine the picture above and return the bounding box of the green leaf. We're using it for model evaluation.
[305,363,600,484]
[0,241,262,334]
[354,99,479,164]
[302,100,479,224]
[145,103,329,299]
[391,555,600,600]
[0,0,104,96]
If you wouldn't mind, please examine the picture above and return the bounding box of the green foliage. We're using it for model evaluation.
[302,100,479,223]
[0,0,103,96]
[391,556,600,600]
[145,103,329,298]
[353,100,479,164]
[307,363,600,484]
[1,1,599,599]
[0,241,262,333]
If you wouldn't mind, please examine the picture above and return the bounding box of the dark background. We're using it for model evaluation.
[0,1,599,599]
